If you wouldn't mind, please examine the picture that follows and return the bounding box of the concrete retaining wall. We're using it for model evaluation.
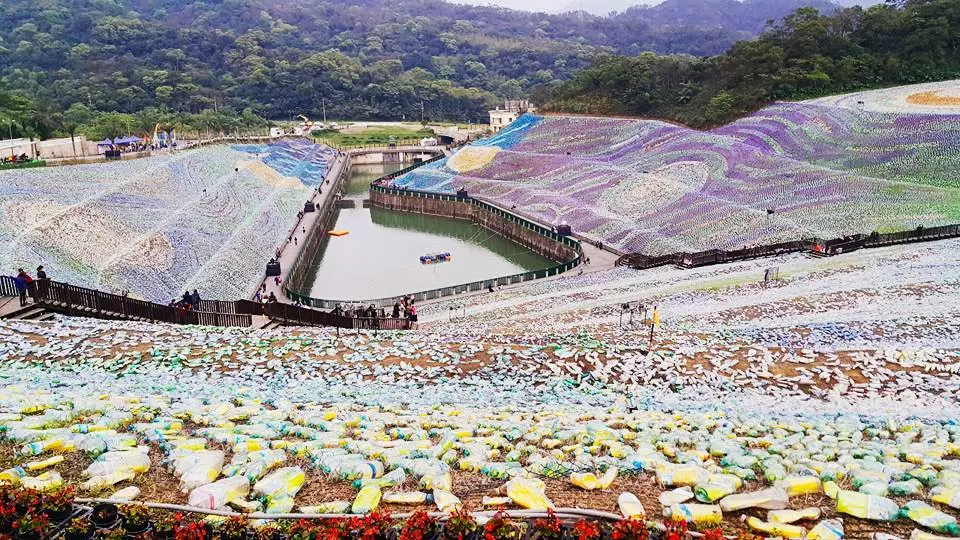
[370,190,578,263]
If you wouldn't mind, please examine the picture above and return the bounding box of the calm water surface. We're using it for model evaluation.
[303,164,553,301]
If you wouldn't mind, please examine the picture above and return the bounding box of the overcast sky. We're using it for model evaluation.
[448,0,879,16]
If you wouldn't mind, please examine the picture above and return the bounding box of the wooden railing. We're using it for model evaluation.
[0,277,252,328]
[615,223,960,270]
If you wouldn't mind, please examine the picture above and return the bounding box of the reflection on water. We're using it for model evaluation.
[301,163,554,301]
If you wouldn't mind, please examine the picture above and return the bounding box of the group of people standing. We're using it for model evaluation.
[392,295,418,322]
[170,289,202,311]
[12,266,47,306]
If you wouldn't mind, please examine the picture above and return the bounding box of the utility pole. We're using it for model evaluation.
[420,100,425,124]
[322,97,327,124]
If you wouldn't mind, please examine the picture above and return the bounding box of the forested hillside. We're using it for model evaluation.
[0,0,837,134]
[541,0,960,126]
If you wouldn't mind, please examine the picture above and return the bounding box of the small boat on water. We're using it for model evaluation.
[420,252,452,264]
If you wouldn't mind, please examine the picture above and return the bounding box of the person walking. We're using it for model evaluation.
[14,269,31,306]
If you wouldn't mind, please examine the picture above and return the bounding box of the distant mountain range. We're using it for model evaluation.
[461,0,883,15]
[0,0,869,122]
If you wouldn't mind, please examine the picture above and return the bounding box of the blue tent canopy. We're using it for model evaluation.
[97,139,113,146]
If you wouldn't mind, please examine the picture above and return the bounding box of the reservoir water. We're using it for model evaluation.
[302,163,555,301]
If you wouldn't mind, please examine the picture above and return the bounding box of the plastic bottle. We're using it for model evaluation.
[806,519,844,540]
[81,469,133,490]
[0,466,27,486]
[835,490,899,521]
[254,467,306,501]
[419,472,452,492]
[719,486,788,512]
[768,507,822,524]
[20,439,65,457]
[571,472,599,490]
[900,501,960,535]
[267,494,295,514]
[336,460,384,481]
[86,449,151,476]
[178,451,225,492]
[657,464,708,487]
[433,489,462,512]
[506,477,554,510]
[25,455,64,471]
[354,468,406,490]
[659,486,694,506]
[383,491,430,504]
[824,481,840,499]
[695,476,739,503]
[666,503,723,527]
[188,476,251,510]
[482,462,521,480]
[746,516,806,539]
[299,501,351,514]
[779,476,822,496]
[618,492,645,520]
[351,485,382,514]
[596,468,617,489]
[21,471,64,491]
[889,479,923,497]
[931,487,960,510]
[110,486,141,501]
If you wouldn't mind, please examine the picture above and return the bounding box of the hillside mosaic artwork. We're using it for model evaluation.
[390,81,960,255]
[0,139,332,302]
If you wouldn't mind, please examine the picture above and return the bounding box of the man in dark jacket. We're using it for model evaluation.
[36,266,47,280]
[14,269,31,306]
[191,289,201,307]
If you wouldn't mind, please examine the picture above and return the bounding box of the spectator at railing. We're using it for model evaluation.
[14,269,32,307]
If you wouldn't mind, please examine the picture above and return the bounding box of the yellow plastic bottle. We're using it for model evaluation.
[597,468,617,489]
[81,469,135,491]
[0,467,27,486]
[21,471,64,491]
[433,489,462,512]
[506,477,554,510]
[667,503,723,526]
[382,491,429,504]
[351,485,382,514]
[779,476,822,496]
[298,501,350,514]
[768,507,822,524]
[835,490,899,521]
[806,519,844,540]
[931,487,960,510]
[823,481,840,499]
[571,472,599,490]
[618,492,646,520]
[746,516,806,539]
[25,455,65,471]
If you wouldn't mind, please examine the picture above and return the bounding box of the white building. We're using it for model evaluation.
[488,100,536,132]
